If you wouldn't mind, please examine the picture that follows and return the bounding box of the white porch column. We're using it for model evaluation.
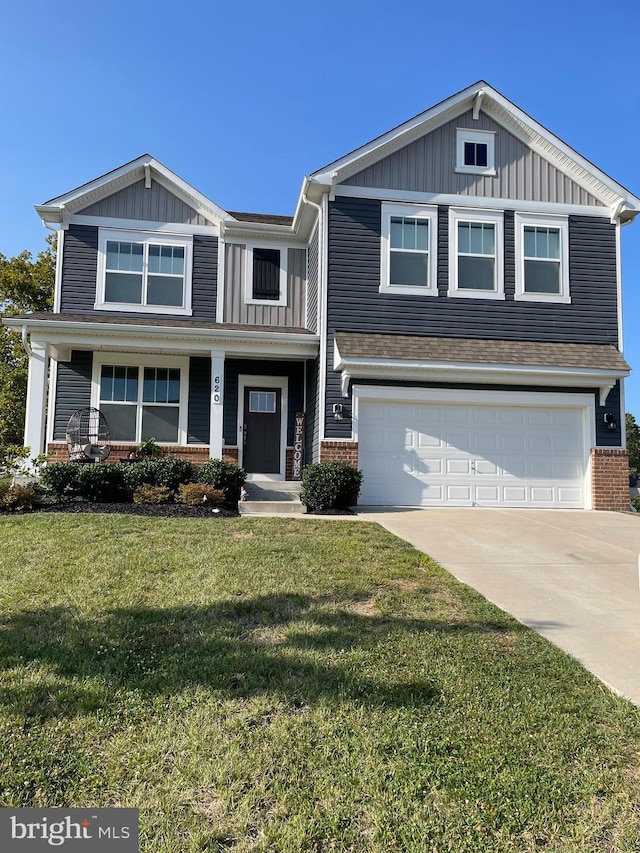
[24,339,49,460]
[209,349,225,459]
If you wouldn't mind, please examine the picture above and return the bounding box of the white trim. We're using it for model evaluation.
[24,340,49,460]
[209,350,225,458]
[352,384,595,510]
[616,221,624,352]
[53,228,64,313]
[334,184,609,218]
[319,194,329,440]
[455,128,496,176]
[244,243,288,307]
[237,374,288,481]
[46,355,58,446]
[380,203,438,296]
[71,214,219,237]
[96,228,193,316]
[620,380,627,451]
[448,208,504,299]
[90,352,190,446]
[514,213,570,304]
[216,236,226,323]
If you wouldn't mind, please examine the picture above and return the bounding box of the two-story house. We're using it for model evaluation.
[6,81,639,510]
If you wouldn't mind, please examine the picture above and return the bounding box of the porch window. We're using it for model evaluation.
[99,365,181,443]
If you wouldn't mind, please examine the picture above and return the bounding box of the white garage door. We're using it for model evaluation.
[357,398,587,508]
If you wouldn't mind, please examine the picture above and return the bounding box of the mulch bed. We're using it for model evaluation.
[2,502,239,519]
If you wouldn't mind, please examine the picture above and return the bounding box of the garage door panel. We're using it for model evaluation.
[358,399,587,508]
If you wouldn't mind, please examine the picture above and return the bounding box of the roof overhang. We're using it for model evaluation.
[310,81,640,222]
[334,346,629,408]
[4,315,320,360]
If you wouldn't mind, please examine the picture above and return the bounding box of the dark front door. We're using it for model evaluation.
[243,387,282,474]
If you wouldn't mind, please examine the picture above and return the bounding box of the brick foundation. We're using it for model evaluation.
[46,443,210,465]
[222,447,238,465]
[319,440,359,467]
[591,448,629,512]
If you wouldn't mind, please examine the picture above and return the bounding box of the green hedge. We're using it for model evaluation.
[196,459,246,502]
[300,461,363,512]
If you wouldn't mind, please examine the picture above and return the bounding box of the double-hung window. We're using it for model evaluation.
[380,203,438,295]
[96,356,187,444]
[514,213,570,303]
[97,230,193,314]
[245,245,288,306]
[448,208,504,299]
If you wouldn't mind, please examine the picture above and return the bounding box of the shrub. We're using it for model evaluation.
[0,482,41,511]
[300,461,363,512]
[196,459,246,502]
[133,485,172,505]
[177,483,224,506]
[0,445,30,479]
[40,462,82,501]
[631,495,640,513]
[141,456,193,491]
[76,464,130,503]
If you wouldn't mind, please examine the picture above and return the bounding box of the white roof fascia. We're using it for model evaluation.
[333,351,628,402]
[309,82,640,218]
[5,316,319,356]
[35,155,237,227]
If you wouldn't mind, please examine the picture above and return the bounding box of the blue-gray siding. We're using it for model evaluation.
[306,225,319,332]
[342,109,603,206]
[325,197,619,441]
[60,225,218,322]
[223,359,305,448]
[77,179,214,225]
[52,350,93,440]
[187,357,211,444]
[305,358,320,463]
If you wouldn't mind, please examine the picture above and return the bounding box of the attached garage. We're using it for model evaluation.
[354,388,594,509]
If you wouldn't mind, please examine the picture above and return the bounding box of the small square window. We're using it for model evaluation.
[249,391,277,413]
[456,129,495,175]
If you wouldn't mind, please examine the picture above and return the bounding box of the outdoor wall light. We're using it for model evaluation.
[604,412,617,431]
[333,403,343,422]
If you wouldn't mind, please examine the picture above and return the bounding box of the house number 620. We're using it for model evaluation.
[213,375,221,404]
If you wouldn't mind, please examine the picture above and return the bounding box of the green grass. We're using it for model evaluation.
[0,514,639,852]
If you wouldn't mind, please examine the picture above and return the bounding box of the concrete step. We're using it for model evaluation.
[238,500,305,516]
[243,482,301,502]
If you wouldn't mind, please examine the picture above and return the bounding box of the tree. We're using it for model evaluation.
[626,413,640,477]
[0,235,55,445]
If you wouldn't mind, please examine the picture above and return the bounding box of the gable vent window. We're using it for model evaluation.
[456,128,496,176]
[252,248,281,300]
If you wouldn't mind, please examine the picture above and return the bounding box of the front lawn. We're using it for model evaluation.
[0,515,639,852]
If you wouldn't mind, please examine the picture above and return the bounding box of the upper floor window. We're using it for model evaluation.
[96,230,193,315]
[448,208,504,299]
[456,128,496,176]
[380,203,438,296]
[514,213,570,303]
[245,244,288,306]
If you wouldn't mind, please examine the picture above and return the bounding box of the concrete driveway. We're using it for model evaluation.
[358,508,640,706]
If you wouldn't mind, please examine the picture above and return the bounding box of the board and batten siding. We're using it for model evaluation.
[52,350,93,440]
[59,225,218,322]
[223,244,306,327]
[77,179,214,225]
[324,196,619,439]
[306,224,319,332]
[342,109,603,207]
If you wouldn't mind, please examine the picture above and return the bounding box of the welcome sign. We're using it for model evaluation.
[292,412,305,480]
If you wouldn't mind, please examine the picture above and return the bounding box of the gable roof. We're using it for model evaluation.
[35,154,236,227]
[309,82,640,221]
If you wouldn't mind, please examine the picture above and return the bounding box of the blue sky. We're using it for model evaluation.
[2,0,639,415]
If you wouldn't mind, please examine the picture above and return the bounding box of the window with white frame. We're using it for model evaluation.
[97,358,187,444]
[245,245,288,306]
[96,230,193,314]
[448,208,504,299]
[456,128,496,176]
[514,213,570,303]
[380,203,438,295]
